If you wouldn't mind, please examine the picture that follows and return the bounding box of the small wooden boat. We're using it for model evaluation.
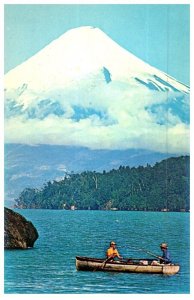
[76,256,180,275]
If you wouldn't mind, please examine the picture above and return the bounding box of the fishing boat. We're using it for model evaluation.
[76,256,180,275]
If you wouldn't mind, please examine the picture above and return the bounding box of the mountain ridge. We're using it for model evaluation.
[14,155,190,211]
[5,143,180,206]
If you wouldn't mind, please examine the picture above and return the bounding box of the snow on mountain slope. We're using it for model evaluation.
[4,26,190,154]
[5,26,188,93]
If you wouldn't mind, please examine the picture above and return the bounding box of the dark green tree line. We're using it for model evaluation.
[14,156,190,211]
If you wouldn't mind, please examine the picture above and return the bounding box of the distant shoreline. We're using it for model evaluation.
[12,207,190,213]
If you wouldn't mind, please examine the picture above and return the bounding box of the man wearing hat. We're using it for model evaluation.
[106,241,122,260]
[159,243,171,264]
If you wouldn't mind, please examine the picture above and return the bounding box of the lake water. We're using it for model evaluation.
[4,210,190,294]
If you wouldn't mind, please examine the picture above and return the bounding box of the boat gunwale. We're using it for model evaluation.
[75,256,179,268]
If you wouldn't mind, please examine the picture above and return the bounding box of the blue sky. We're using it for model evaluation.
[4,4,190,85]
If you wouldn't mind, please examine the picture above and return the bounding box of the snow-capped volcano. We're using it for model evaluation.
[4,26,189,154]
[5,26,189,93]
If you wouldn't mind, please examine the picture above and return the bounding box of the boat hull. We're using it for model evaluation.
[76,256,180,275]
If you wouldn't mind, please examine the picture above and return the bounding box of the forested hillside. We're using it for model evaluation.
[14,156,190,211]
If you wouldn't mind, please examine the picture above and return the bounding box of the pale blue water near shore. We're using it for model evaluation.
[4,210,190,294]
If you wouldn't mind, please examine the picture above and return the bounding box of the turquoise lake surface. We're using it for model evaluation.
[4,210,190,294]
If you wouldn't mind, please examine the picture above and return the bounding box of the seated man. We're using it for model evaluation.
[106,241,122,261]
[151,242,172,265]
[159,243,171,264]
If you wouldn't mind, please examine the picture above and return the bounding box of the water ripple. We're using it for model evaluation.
[5,210,190,294]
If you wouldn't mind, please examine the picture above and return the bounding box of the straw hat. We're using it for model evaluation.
[110,241,116,246]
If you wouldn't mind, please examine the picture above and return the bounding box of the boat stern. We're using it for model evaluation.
[162,264,180,275]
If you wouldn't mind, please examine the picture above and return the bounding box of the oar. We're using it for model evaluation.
[101,257,112,269]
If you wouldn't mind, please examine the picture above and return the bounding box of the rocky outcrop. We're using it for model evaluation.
[4,207,39,249]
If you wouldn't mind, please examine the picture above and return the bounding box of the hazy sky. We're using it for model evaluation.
[4,4,190,85]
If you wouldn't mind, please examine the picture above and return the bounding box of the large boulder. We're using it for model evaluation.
[4,207,39,249]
